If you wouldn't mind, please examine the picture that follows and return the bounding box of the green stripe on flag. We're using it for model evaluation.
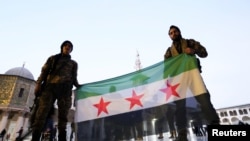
[76,54,198,100]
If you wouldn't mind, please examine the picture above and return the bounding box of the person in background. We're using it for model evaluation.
[6,133,10,141]
[16,127,23,139]
[70,122,75,141]
[0,129,6,141]
[155,104,177,139]
[52,125,58,141]
[164,25,220,141]
[41,110,54,141]
[31,40,81,141]
[166,106,177,139]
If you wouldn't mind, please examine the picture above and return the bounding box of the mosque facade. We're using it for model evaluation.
[0,66,74,141]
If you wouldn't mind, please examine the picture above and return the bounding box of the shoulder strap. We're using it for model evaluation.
[49,53,61,74]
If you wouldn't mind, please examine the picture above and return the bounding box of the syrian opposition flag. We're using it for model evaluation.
[75,54,208,140]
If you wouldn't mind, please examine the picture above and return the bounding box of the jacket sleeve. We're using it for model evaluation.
[164,47,172,60]
[187,39,208,58]
[72,61,80,88]
[36,56,54,84]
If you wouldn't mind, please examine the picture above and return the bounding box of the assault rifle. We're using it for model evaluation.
[16,54,61,141]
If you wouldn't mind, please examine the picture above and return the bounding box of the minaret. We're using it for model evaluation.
[134,50,142,71]
[19,62,26,76]
[22,62,25,68]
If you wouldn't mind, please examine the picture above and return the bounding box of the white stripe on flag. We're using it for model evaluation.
[75,69,207,122]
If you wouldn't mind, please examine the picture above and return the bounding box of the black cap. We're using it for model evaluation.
[60,40,73,52]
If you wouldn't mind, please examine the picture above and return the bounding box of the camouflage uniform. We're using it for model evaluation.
[164,38,208,59]
[165,38,207,73]
[32,49,79,141]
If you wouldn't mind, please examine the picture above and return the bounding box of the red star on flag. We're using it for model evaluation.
[160,80,180,100]
[126,90,144,109]
[93,97,111,116]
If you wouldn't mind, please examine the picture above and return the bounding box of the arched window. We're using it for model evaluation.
[220,112,224,117]
[233,110,237,116]
[239,109,243,115]
[243,109,248,114]
[18,88,24,97]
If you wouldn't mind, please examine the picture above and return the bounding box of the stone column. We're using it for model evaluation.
[14,112,25,138]
[23,113,30,133]
[0,111,9,131]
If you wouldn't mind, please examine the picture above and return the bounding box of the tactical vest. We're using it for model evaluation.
[169,39,188,57]
[169,39,202,73]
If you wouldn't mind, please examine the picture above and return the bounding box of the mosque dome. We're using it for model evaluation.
[5,67,34,80]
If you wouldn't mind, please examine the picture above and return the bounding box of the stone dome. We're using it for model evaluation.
[5,67,34,80]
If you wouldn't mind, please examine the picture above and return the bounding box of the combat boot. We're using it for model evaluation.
[31,130,41,141]
[158,132,163,139]
[169,130,177,138]
[175,129,188,141]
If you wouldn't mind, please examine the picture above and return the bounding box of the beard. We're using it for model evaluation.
[172,34,182,42]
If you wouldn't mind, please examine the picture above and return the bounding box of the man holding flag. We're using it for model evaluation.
[164,25,220,141]
[75,26,220,141]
